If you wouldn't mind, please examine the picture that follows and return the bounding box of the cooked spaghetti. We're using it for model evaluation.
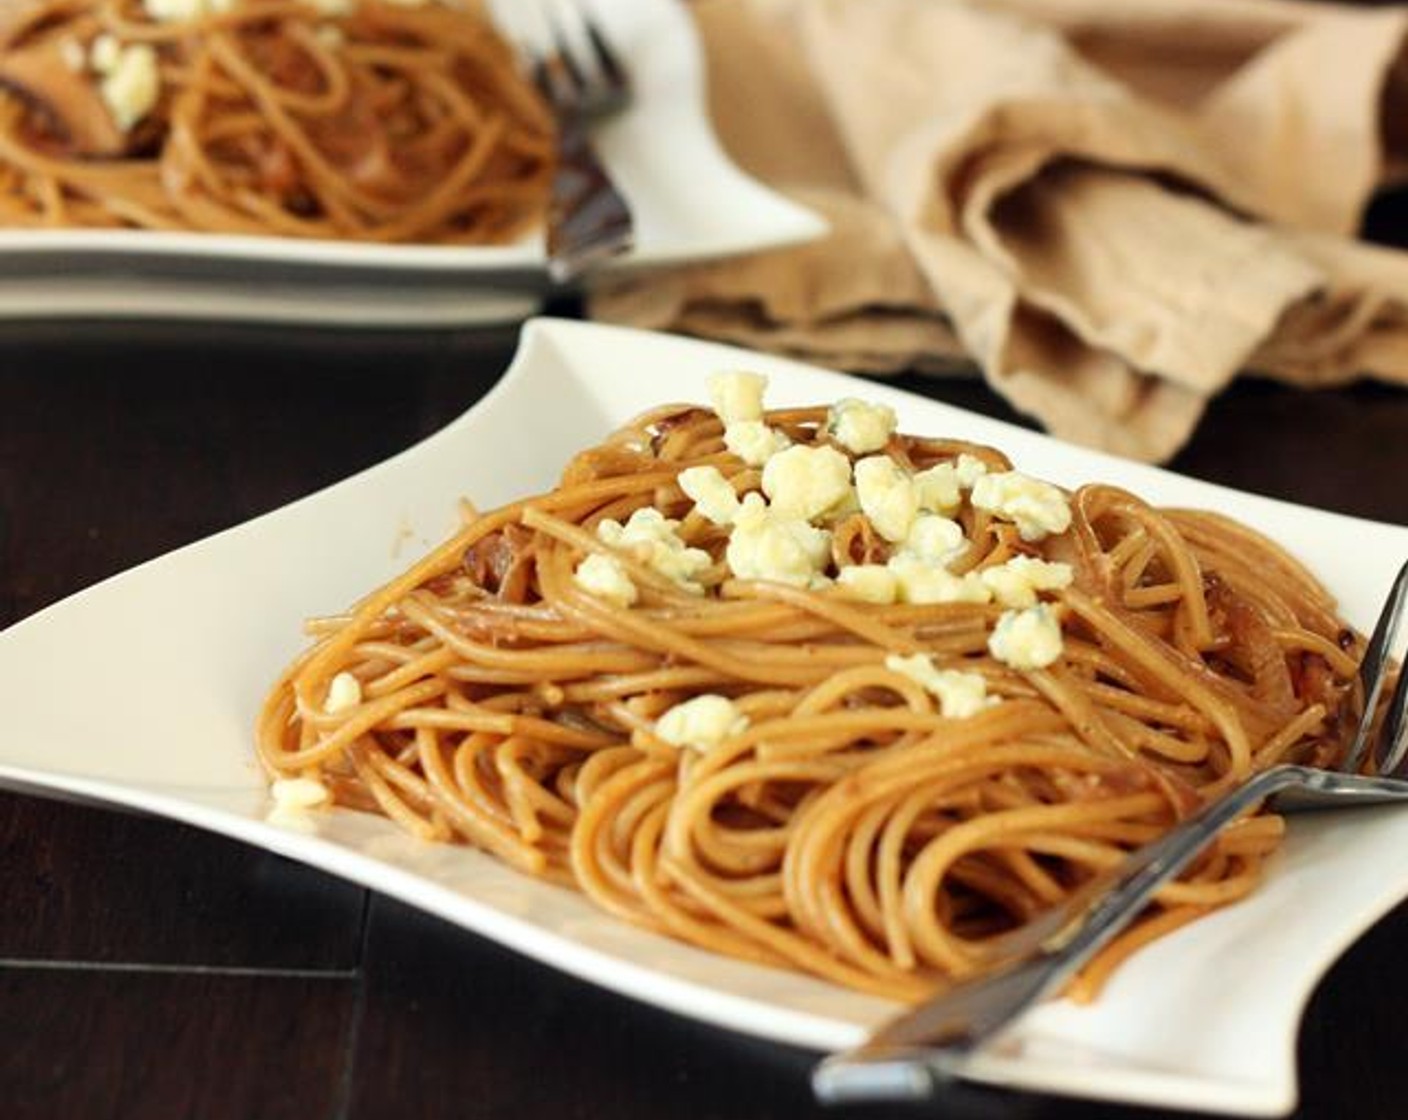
[0,0,553,242]
[258,375,1366,1002]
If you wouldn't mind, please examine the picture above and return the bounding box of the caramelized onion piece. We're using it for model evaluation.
[0,37,127,157]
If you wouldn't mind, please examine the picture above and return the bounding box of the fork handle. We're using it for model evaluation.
[812,952,1064,1103]
[544,111,633,285]
[812,764,1303,1105]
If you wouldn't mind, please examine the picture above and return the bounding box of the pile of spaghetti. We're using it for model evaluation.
[258,381,1365,1002]
[0,0,553,241]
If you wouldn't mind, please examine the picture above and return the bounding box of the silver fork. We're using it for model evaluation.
[813,560,1408,1105]
[502,0,635,285]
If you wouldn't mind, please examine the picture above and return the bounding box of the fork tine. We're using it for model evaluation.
[531,55,573,110]
[542,0,629,110]
[488,0,574,99]
[1375,666,1408,775]
[582,14,629,93]
[1342,559,1408,774]
[543,5,588,94]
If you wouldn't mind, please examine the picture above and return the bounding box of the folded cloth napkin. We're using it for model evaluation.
[588,0,1408,462]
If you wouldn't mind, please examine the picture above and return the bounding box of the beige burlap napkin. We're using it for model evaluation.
[588,0,1408,462]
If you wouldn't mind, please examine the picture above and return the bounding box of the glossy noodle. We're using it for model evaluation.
[258,379,1366,1002]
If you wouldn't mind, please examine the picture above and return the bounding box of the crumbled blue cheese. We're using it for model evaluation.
[314,23,346,49]
[678,465,740,526]
[59,38,86,72]
[887,554,992,605]
[91,37,160,132]
[970,471,1071,541]
[828,398,897,455]
[707,371,767,424]
[902,514,967,567]
[988,604,1064,669]
[597,508,711,594]
[884,653,996,718]
[655,694,748,752]
[271,775,331,810]
[912,463,962,516]
[90,34,121,73]
[835,564,899,604]
[912,453,987,516]
[979,556,1073,609]
[853,455,918,543]
[142,0,233,20]
[724,420,790,467]
[762,444,852,522]
[324,671,362,713]
[573,553,638,608]
[266,775,332,833]
[955,454,990,488]
[725,493,831,588]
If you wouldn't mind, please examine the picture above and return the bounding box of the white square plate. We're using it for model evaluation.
[2,319,1406,1116]
[0,0,824,327]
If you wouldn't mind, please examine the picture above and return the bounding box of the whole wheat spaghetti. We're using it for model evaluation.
[258,377,1366,1002]
[0,0,552,242]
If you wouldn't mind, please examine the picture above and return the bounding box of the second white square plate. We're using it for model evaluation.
[0,0,825,326]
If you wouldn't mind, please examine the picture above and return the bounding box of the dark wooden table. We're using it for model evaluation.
[2,270,1408,1120]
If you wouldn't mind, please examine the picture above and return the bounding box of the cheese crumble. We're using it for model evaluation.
[726,493,831,588]
[143,0,233,20]
[315,24,347,49]
[912,453,988,516]
[912,463,962,516]
[708,371,767,424]
[884,653,996,719]
[678,465,740,526]
[828,398,897,455]
[59,38,86,73]
[573,553,638,608]
[655,694,749,752]
[271,776,331,811]
[92,38,160,132]
[762,444,852,522]
[724,420,790,467]
[854,455,918,543]
[979,556,1073,609]
[970,471,1071,542]
[90,34,121,73]
[835,564,898,604]
[988,604,1064,670]
[266,775,331,834]
[887,554,991,605]
[902,514,967,568]
[598,508,710,594]
[324,670,362,713]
